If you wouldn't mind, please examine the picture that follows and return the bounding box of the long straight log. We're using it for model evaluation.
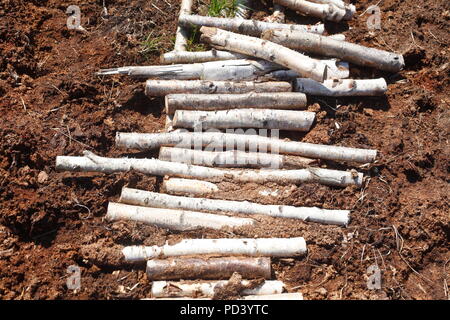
[200,27,328,82]
[151,280,284,298]
[106,202,255,230]
[119,188,351,226]
[158,147,316,168]
[295,78,388,96]
[56,151,364,187]
[146,257,271,280]
[161,50,250,64]
[172,109,316,131]
[115,132,378,163]
[96,59,281,80]
[122,237,307,262]
[274,0,354,22]
[165,92,306,114]
[146,80,292,96]
[162,178,220,195]
[262,29,405,72]
[179,14,325,36]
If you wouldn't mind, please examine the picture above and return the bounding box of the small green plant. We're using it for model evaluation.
[140,31,163,55]
[186,26,207,52]
[207,0,240,18]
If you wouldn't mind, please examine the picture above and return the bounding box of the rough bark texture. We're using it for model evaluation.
[274,0,354,22]
[294,78,388,96]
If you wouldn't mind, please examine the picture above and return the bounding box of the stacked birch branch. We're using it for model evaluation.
[57,0,404,300]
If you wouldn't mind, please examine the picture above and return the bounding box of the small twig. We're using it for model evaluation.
[20,97,27,111]
[51,128,93,149]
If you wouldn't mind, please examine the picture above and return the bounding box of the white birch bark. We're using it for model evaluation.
[307,0,356,20]
[146,80,292,96]
[106,202,255,230]
[243,292,304,300]
[166,92,306,114]
[96,59,281,80]
[294,78,388,96]
[161,50,251,64]
[119,188,351,226]
[162,178,220,195]
[152,280,285,298]
[262,29,405,72]
[56,151,364,187]
[173,0,194,52]
[122,237,307,262]
[172,109,316,131]
[273,0,352,22]
[115,131,378,163]
[200,27,328,82]
[266,59,350,80]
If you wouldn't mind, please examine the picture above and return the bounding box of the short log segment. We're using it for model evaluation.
[274,0,354,22]
[145,80,292,96]
[146,257,271,280]
[178,14,325,36]
[151,280,285,298]
[106,202,255,231]
[56,151,363,187]
[200,27,328,82]
[115,131,378,163]
[262,29,405,72]
[267,60,350,80]
[162,178,220,195]
[122,237,307,262]
[172,109,316,131]
[120,188,351,226]
[295,78,388,96]
[165,92,306,114]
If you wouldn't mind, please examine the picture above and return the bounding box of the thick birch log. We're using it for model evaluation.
[173,109,316,131]
[106,202,254,231]
[122,237,307,262]
[161,50,250,64]
[243,292,304,300]
[162,178,220,195]
[200,27,328,82]
[120,188,351,226]
[56,151,363,187]
[96,59,281,80]
[273,0,353,22]
[264,4,286,23]
[166,92,306,114]
[266,60,349,80]
[262,29,405,72]
[115,132,378,163]
[158,147,316,169]
[151,280,284,298]
[146,80,292,96]
[146,257,271,280]
[295,78,388,96]
[173,0,194,52]
[179,14,325,36]
[307,0,356,20]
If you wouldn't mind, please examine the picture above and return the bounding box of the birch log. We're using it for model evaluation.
[173,0,194,52]
[266,60,350,80]
[166,92,306,114]
[307,0,356,20]
[158,147,316,169]
[115,131,378,163]
[264,4,286,23]
[146,257,271,280]
[172,109,316,131]
[162,178,220,195]
[106,202,255,230]
[295,78,388,96]
[179,14,325,36]
[151,280,284,298]
[262,29,405,72]
[146,80,292,96]
[56,151,364,187]
[161,50,250,64]
[273,0,354,22]
[96,59,281,80]
[200,27,328,82]
[122,237,307,262]
[120,188,351,226]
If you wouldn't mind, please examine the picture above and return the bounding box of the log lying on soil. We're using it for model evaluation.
[96,59,281,80]
[146,80,292,96]
[122,237,307,262]
[161,50,250,64]
[274,0,355,22]
[266,60,350,80]
[172,109,316,131]
[119,188,351,225]
[165,92,306,114]
[162,178,220,195]
[308,0,355,20]
[264,4,286,23]
[295,78,388,96]
[173,0,194,52]
[200,27,328,82]
[158,147,316,168]
[146,257,271,280]
[243,292,304,300]
[56,151,363,187]
[106,202,255,231]
[115,131,378,163]
[179,14,325,36]
[152,280,285,298]
[262,29,405,72]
